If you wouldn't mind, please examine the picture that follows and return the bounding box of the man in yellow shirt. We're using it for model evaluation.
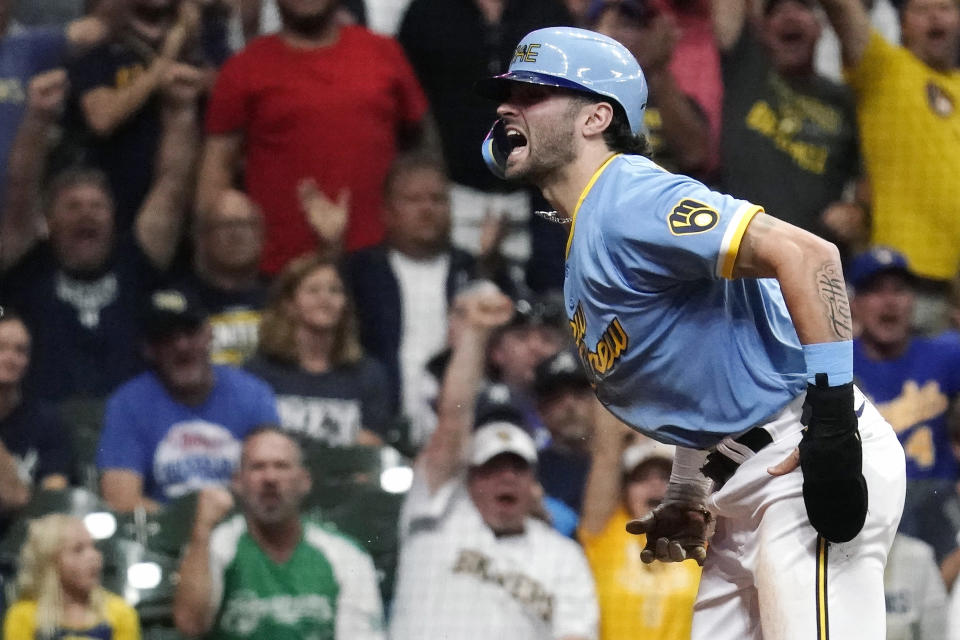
[817,0,960,331]
[580,406,701,640]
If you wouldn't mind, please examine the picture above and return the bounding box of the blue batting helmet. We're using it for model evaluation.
[476,26,648,178]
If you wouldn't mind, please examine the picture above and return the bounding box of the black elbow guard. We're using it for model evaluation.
[798,375,868,543]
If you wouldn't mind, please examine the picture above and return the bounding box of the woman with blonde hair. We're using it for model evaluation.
[246,253,395,447]
[3,513,139,639]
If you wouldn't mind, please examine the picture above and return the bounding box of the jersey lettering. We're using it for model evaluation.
[275,395,362,446]
[875,380,949,434]
[218,592,335,636]
[744,100,831,174]
[569,303,629,377]
[210,310,262,365]
[874,380,948,471]
[452,549,554,623]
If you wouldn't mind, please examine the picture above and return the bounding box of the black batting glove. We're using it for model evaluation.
[626,502,711,566]
[798,374,868,543]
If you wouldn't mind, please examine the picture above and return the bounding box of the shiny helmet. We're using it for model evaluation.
[476,26,648,178]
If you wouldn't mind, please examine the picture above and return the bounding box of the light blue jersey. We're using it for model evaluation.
[564,154,807,448]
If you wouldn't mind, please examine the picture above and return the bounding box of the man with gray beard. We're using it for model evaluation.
[173,427,385,639]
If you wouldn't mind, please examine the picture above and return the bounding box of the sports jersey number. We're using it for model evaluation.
[903,425,934,469]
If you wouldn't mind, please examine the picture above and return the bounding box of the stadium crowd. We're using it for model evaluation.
[0,0,958,638]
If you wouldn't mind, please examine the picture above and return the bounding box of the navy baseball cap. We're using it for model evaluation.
[142,288,208,342]
[475,383,527,428]
[534,349,590,398]
[847,247,914,292]
[509,293,567,330]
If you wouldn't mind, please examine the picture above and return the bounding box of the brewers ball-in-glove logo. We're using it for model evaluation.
[668,199,719,235]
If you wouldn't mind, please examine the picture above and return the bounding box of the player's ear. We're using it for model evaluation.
[581,101,615,138]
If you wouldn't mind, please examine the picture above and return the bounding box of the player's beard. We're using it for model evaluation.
[278,2,336,39]
[509,113,579,185]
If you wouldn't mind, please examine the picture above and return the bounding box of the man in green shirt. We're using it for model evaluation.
[173,427,385,639]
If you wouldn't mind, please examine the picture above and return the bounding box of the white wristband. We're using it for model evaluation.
[665,447,713,507]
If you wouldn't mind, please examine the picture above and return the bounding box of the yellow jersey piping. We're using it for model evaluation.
[719,205,763,279]
[564,153,621,260]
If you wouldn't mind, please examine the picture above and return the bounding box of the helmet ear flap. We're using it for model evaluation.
[481,119,510,179]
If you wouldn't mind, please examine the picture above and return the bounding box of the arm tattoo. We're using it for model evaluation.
[815,263,852,339]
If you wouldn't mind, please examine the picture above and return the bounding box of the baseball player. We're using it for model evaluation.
[476,27,906,640]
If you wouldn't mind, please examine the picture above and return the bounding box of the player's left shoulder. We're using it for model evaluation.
[590,154,672,216]
[610,153,674,186]
[602,156,730,236]
[611,155,714,204]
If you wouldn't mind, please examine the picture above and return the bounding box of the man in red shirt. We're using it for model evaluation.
[199,0,431,274]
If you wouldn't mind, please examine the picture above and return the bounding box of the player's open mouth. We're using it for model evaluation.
[506,129,528,157]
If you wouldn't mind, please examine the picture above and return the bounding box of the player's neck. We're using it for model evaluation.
[540,146,618,219]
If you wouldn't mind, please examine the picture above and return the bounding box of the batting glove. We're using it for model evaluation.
[626,482,711,566]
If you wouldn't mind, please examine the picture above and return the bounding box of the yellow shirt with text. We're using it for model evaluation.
[845,31,960,281]
[580,506,701,640]
[2,592,139,640]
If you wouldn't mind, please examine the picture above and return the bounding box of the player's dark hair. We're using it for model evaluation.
[602,104,652,157]
[570,93,651,158]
